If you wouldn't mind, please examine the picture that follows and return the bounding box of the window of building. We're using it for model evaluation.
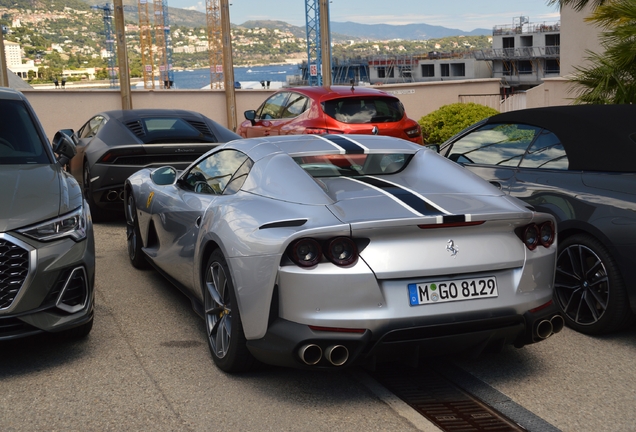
[450,63,465,77]
[545,60,560,74]
[440,64,450,77]
[377,67,394,78]
[518,61,533,74]
[421,64,435,77]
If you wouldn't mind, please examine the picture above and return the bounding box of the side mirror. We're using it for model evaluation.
[244,110,256,126]
[52,129,77,166]
[151,166,177,185]
[425,143,440,153]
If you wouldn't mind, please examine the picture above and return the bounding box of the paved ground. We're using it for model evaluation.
[2,221,635,431]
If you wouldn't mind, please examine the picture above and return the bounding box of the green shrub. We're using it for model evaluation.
[418,103,499,144]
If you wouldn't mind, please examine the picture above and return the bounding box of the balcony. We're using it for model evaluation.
[474,46,560,61]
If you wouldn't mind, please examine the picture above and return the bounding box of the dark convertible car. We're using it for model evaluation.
[67,109,240,220]
[438,104,636,335]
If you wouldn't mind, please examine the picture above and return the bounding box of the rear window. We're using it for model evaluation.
[322,97,405,124]
[0,99,50,165]
[293,153,411,177]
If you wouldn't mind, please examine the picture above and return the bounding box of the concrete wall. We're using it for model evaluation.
[21,79,503,140]
[560,4,603,77]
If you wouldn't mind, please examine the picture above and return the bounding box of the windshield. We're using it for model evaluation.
[0,99,51,165]
[322,97,405,124]
[293,153,412,177]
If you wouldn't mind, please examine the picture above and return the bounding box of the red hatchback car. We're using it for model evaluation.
[237,86,423,145]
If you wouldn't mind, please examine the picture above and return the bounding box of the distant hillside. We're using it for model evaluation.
[330,21,491,40]
[237,20,358,43]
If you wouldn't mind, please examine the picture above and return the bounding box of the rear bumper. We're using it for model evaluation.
[246,302,562,370]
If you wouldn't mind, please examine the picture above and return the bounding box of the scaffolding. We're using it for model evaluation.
[137,0,154,89]
[206,0,223,89]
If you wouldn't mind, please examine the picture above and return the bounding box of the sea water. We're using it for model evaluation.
[171,63,301,89]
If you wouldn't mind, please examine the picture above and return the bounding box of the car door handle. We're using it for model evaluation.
[195,216,202,228]
[489,181,502,190]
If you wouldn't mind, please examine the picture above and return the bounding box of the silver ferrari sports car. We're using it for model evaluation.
[124,134,561,372]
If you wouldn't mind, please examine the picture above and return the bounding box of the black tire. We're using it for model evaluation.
[554,234,634,334]
[125,192,149,269]
[203,249,258,372]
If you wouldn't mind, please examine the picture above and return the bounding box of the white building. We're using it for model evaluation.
[367,53,491,85]
[473,16,561,89]
[4,40,39,79]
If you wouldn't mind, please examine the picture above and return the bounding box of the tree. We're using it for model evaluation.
[546,0,608,11]
[417,103,499,144]
[568,0,636,104]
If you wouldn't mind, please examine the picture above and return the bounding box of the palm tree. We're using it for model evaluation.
[567,0,636,104]
[546,0,607,11]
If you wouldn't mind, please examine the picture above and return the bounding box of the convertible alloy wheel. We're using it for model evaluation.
[125,194,148,269]
[203,250,257,372]
[554,234,632,334]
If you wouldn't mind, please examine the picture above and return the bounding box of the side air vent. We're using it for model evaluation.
[125,120,146,138]
[0,239,30,310]
[186,120,214,137]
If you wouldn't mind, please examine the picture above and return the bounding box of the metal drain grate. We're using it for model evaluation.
[370,363,526,432]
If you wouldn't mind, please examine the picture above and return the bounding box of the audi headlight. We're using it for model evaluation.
[18,206,87,242]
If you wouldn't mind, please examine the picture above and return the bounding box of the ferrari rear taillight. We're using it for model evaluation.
[303,127,344,135]
[324,237,358,266]
[517,221,555,250]
[289,238,322,267]
[287,237,359,267]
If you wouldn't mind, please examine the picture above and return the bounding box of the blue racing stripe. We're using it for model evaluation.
[323,135,366,154]
[354,176,445,216]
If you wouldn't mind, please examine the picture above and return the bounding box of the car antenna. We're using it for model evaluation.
[350,79,355,91]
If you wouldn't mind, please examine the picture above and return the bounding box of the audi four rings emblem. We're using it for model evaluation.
[371,126,379,135]
[446,239,459,257]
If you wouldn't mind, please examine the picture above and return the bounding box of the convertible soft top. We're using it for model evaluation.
[484,104,636,172]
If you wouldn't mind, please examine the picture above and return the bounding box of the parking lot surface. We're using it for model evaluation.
[2,221,635,431]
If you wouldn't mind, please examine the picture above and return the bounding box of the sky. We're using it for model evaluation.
[172,0,561,32]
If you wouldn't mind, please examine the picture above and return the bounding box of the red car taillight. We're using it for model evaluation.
[405,125,421,138]
[287,237,359,267]
[517,221,555,250]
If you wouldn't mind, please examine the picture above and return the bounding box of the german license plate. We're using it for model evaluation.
[408,277,498,306]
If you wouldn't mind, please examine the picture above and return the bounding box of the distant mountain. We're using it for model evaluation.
[84,0,491,41]
[330,21,491,40]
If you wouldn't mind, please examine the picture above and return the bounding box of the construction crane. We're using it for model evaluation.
[138,0,154,89]
[304,0,321,86]
[153,0,174,88]
[91,4,118,88]
[206,0,223,89]
[162,0,175,88]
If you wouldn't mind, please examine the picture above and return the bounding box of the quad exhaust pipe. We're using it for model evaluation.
[298,344,349,366]
[536,314,565,340]
[106,190,125,202]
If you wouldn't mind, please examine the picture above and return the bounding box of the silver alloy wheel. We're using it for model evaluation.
[555,243,609,326]
[205,261,232,359]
